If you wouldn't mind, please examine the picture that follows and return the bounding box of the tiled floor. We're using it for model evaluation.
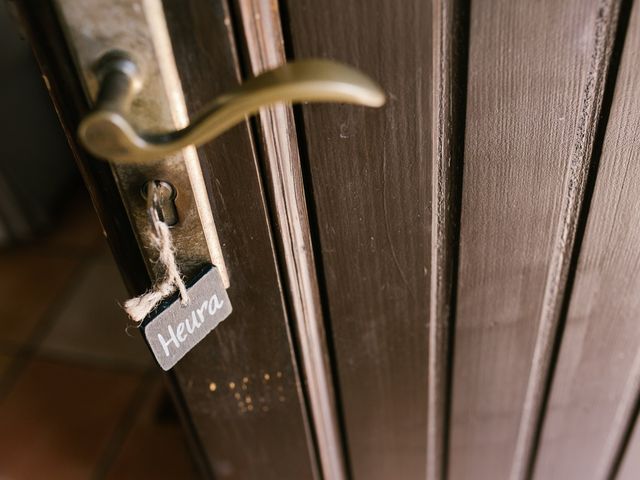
[0,190,200,479]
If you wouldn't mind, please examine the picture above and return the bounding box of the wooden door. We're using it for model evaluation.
[15,1,327,479]
[14,0,640,479]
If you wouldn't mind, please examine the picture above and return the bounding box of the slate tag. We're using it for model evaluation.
[140,265,232,370]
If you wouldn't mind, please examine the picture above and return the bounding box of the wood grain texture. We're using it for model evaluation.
[233,1,346,478]
[283,1,432,478]
[429,0,467,478]
[158,1,319,478]
[532,1,640,477]
[450,1,618,479]
[510,1,621,478]
[23,1,640,478]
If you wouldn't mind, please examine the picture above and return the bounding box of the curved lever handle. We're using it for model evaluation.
[79,51,386,163]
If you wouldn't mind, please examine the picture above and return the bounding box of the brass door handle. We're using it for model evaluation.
[79,51,386,163]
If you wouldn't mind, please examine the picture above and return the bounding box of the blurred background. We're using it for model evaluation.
[0,3,198,478]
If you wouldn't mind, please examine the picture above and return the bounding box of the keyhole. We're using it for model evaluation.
[141,180,179,227]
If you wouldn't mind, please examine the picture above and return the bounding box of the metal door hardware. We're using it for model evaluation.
[53,0,385,290]
[79,51,385,163]
[142,180,178,227]
[54,0,230,286]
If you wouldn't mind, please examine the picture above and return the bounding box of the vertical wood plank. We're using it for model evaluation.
[233,1,346,478]
[510,1,621,477]
[429,0,467,478]
[450,1,619,479]
[147,1,321,478]
[282,1,432,478]
[532,1,640,477]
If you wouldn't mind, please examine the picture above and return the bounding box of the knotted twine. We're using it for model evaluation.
[123,206,190,323]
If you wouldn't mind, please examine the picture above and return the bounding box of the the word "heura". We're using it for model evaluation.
[157,294,225,357]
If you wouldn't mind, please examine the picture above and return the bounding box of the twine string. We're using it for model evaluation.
[123,183,190,322]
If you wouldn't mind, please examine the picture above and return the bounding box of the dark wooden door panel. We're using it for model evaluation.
[17,0,640,478]
[144,1,320,478]
[231,0,349,477]
[533,1,640,478]
[450,1,620,479]
[283,1,432,478]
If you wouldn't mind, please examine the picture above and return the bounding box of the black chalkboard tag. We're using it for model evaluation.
[140,265,232,370]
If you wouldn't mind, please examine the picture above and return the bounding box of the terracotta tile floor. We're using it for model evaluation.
[0,191,200,479]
